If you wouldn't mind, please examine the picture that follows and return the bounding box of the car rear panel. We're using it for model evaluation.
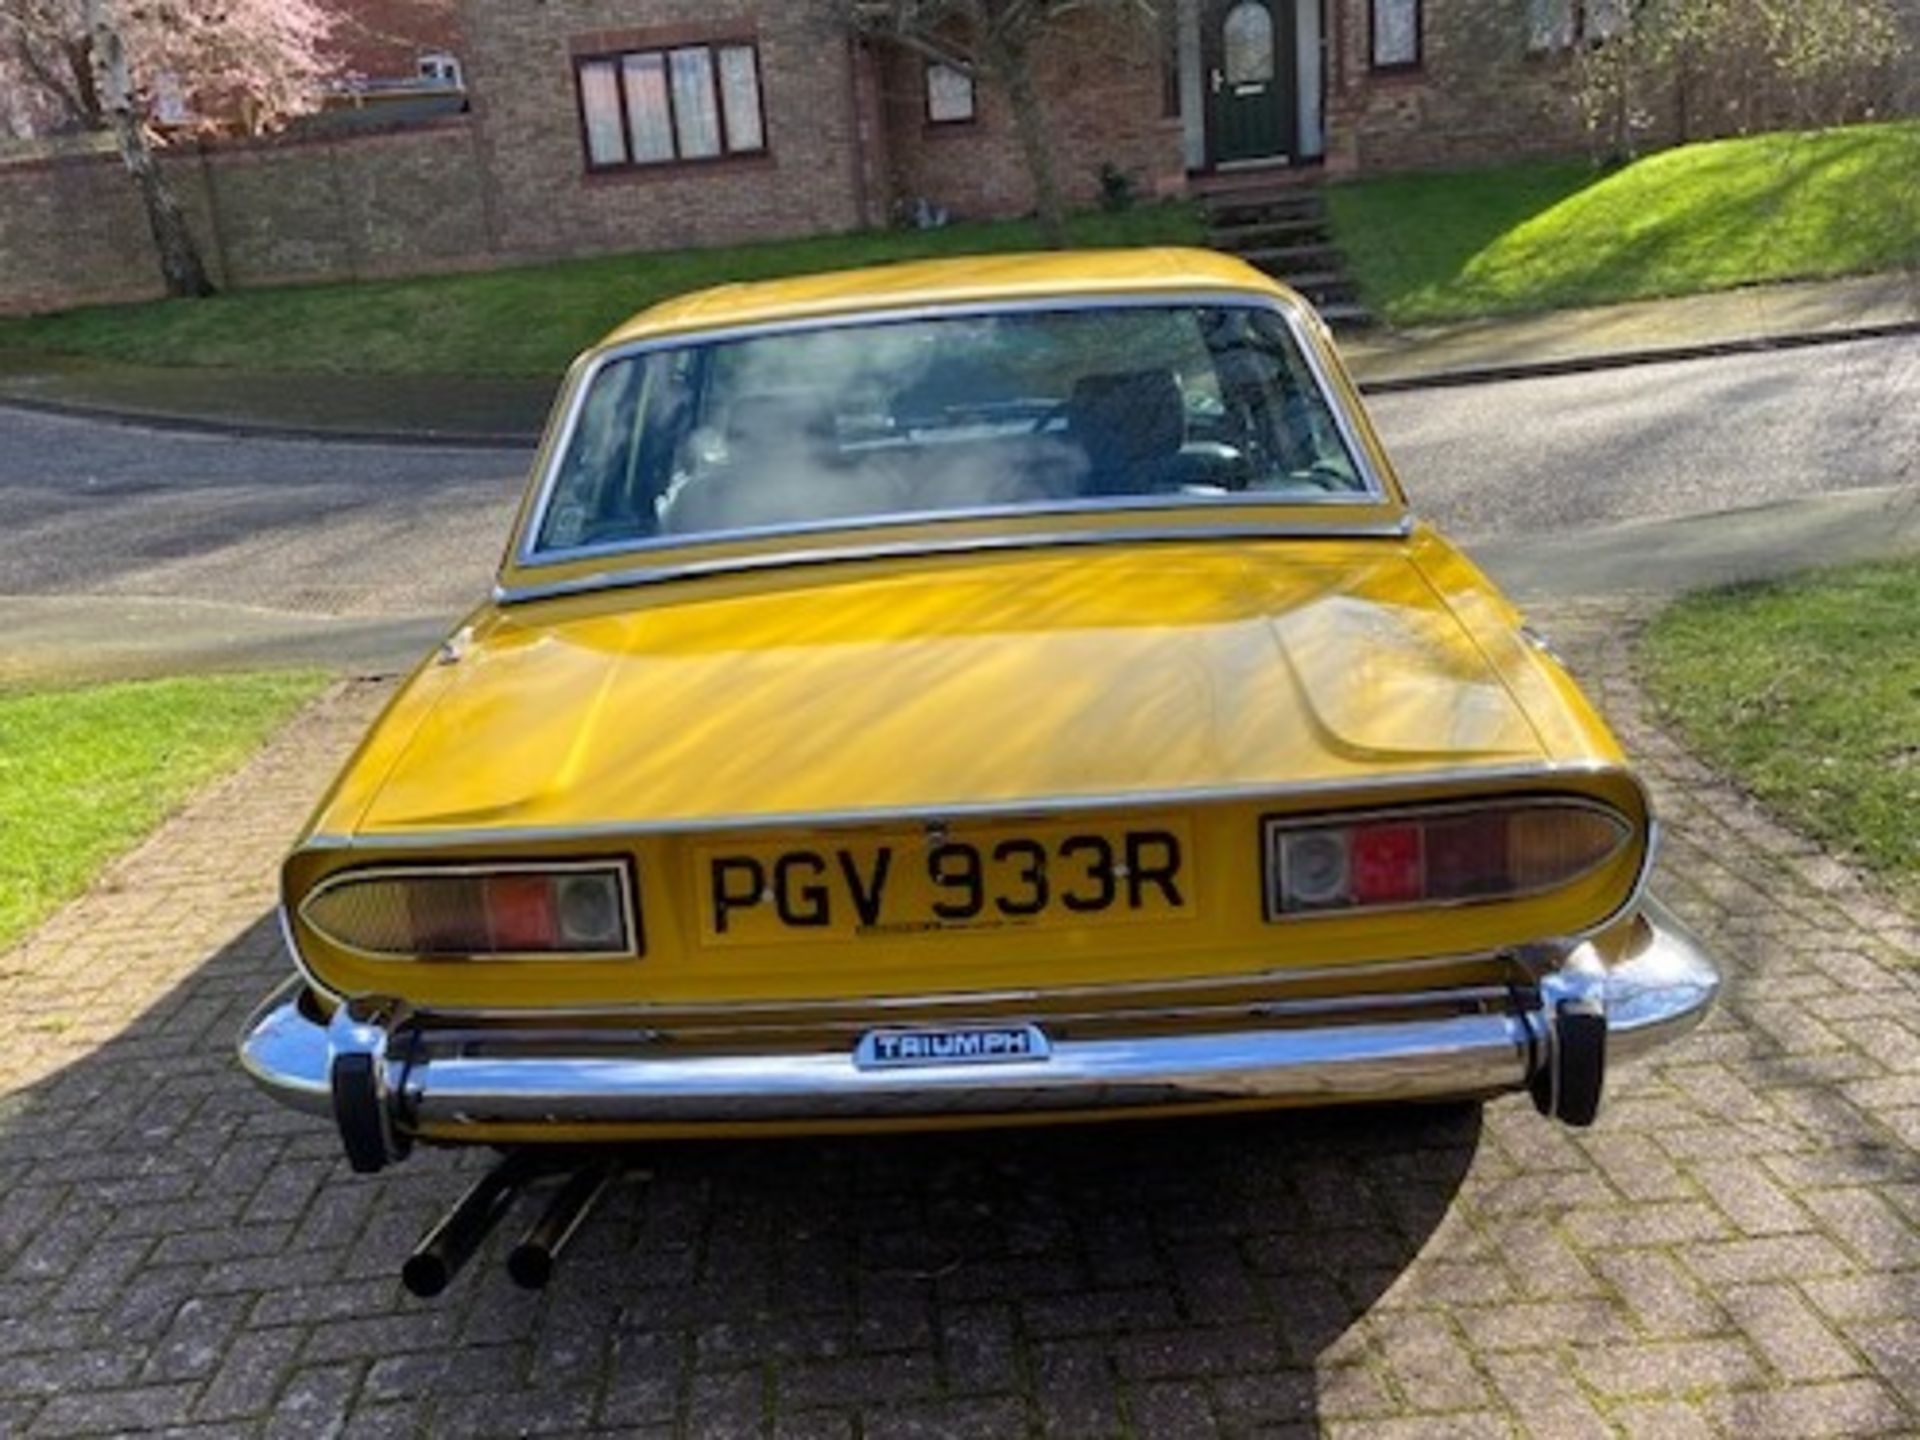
[286,767,1648,1010]
[284,536,1647,1011]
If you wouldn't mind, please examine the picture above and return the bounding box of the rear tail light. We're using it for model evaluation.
[301,863,638,958]
[1267,801,1630,918]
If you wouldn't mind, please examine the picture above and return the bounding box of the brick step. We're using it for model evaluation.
[1251,241,1344,268]
[1231,242,1342,271]
[1239,262,1341,289]
[1202,192,1328,226]
[1317,300,1376,330]
[1206,216,1331,247]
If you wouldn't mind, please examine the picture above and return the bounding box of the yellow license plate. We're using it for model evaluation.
[694,817,1195,946]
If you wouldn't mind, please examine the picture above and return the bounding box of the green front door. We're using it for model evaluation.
[1206,0,1297,165]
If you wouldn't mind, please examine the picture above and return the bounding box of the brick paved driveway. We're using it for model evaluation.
[1,603,1915,1439]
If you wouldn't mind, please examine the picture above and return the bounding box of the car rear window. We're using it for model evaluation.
[530,302,1369,557]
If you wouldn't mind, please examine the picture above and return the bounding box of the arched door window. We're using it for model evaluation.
[1222,1,1276,85]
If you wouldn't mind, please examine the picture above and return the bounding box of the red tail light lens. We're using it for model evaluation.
[1350,822,1422,904]
[483,874,559,951]
[1268,802,1630,918]
[301,863,638,958]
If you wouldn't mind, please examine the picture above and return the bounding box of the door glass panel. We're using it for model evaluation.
[1223,1,1275,84]
[621,54,676,163]
[670,47,723,159]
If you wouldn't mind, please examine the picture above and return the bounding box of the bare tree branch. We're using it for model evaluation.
[843,0,1161,244]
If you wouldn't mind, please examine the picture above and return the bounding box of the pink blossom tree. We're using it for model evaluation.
[0,0,333,295]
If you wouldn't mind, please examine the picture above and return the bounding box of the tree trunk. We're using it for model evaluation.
[987,34,1068,248]
[1612,42,1636,161]
[83,0,214,297]
[65,38,102,124]
[1674,38,1692,144]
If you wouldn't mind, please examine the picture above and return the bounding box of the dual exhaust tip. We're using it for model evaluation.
[402,1151,620,1299]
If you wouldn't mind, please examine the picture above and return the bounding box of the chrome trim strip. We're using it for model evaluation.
[295,760,1630,849]
[318,955,1530,1027]
[233,902,1719,1133]
[1261,796,1634,923]
[509,290,1397,580]
[411,984,1524,1040]
[278,902,342,1007]
[495,517,1415,606]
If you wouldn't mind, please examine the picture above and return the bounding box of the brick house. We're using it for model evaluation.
[454,0,1686,258]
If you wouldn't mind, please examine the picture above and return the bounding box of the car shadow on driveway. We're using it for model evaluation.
[0,909,1479,1437]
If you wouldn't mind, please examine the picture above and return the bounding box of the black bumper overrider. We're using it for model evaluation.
[239,900,1721,1172]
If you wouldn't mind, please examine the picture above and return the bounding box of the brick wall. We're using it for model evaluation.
[201,121,492,285]
[0,152,214,314]
[1323,0,1589,175]
[0,120,494,316]
[881,10,1186,222]
[1322,0,1920,177]
[460,0,871,259]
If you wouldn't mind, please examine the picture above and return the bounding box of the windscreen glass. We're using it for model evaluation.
[533,304,1368,555]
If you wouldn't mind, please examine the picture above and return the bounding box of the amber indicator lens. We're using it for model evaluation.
[302,865,635,958]
[1273,803,1629,915]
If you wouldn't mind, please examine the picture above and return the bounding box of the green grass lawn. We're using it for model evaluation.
[0,206,1203,380]
[1328,120,1920,326]
[1640,558,1920,914]
[0,672,326,952]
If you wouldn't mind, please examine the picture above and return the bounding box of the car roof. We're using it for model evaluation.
[594,247,1299,350]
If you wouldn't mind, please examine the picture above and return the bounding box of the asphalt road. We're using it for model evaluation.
[0,421,526,617]
[0,333,1913,645]
[1370,330,1920,537]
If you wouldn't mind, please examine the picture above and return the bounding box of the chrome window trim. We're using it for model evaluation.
[510,289,1396,575]
[520,489,1388,573]
[1260,795,1636,923]
[495,516,1414,606]
[297,858,643,963]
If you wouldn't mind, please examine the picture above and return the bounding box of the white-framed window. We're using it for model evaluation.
[418,52,463,87]
[576,40,767,171]
[926,62,975,125]
[1530,0,1627,51]
[1371,0,1421,70]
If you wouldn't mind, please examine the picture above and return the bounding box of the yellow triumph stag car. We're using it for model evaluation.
[242,250,1719,1193]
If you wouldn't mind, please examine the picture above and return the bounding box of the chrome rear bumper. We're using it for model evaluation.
[238,900,1720,1170]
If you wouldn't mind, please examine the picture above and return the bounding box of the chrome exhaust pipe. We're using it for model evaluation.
[507,1160,618,1290]
[402,1151,540,1298]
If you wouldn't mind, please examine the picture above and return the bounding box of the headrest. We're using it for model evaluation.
[1066,370,1185,469]
[726,392,841,450]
